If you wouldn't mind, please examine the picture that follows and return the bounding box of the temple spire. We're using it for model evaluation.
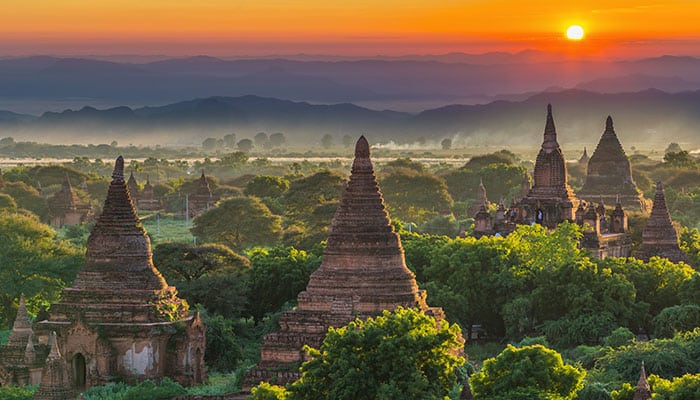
[34,332,76,400]
[633,361,651,400]
[12,293,31,331]
[47,331,61,360]
[542,103,558,152]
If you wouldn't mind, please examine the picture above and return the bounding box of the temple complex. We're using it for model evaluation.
[577,198,632,258]
[634,182,691,264]
[188,171,218,218]
[137,176,162,211]
[47,175,93,227]
[245,136,456,387]
[0,295,46,386]
[34,156,206,391]
[512,104,578,228]
[578,116,646,211]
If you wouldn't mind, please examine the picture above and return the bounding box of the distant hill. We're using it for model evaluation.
[2,90,700,146]
[3,54,700,113]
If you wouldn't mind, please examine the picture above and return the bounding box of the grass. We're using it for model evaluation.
[140,212,194,244]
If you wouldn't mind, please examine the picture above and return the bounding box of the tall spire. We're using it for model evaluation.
[633,361,651,400]
[73,156,167,291]
[542,103,559,152]
[7,293,33,348]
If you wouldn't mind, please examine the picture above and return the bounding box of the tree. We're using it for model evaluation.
[153,242,249,282]
[244,176,290,199]
[379,169,453,223]
[223,133,237,148]
[286,307,465,400]
[191,197,282,251]
[663,151,697,168]
[220,151,249,167]
[0,211,83,327]
[441,138,452,150]
[1,181,49,220]
[245,246,321,319]
[342,134,353,148]
[202,137,222,151]
[470,344,585,400]
[237,138,254,152]
[653,304,700,338]
[320,134,334,149]
[665,142,683,154]
[648,373,700,399]
[283,171,344,218]
[269,132,286,148]
[254,132,269,147]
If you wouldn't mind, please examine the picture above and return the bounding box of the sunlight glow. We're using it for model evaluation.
[566,25,585,40]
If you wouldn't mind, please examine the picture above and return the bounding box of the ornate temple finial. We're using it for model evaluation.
[355,135,370,158]
[542,104,558,151]
[606,115,614,131]
[47,331,62,360]
[634,361,651,400]
[112,156,125,181]
[13,293,31,331]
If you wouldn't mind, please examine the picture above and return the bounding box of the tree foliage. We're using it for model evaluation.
[470,344,585,400]
[191,196,282,251]
[286,307,465,400]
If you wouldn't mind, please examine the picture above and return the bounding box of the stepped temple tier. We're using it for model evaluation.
[578,116,646,211]
[0,294,46,386]
[513,104,578,228]
[245,136,456,388]
[635,182,691,265]
[33,156,206,390]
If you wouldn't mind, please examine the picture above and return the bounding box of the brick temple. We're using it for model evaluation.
[245,136,454,387]
[577,116,646,211]
[47,174,93,228]
[634,182,691,264]
[34,156,206,390]
[189,171,218,218]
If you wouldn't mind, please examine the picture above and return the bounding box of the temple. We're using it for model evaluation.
[47,174,93,227]
[633,362,651,400]
[137,176,162,211]
[0,294,45,386]
[245,136,455,387]
[512,104,577,228]
[188,171,218,218]
[578,116,646,211]
[634,182,691,264]
[468,178,489,216]
[34,156,206,390]
[33,332,75,400]
[578,147,589,165]
[474,105,631,258]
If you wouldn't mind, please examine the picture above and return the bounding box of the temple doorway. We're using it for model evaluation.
[72,353,86,389]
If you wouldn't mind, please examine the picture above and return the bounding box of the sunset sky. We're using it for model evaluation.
[2,1,700,58]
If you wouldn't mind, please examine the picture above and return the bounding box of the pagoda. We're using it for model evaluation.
[514,104,577,228]
[633,362,652,400]
[137,176,162,211]
[47,174,93,227]
[635,182,691,264]
[0,294,46,386]
[245,136,453,387]
[37,156,206,390]
[188,171,218,218]
[33,332,75,400]
[468,178,489,216]
[578,116,646,211]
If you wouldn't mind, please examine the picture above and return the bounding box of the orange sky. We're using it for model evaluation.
[2,0,700,57]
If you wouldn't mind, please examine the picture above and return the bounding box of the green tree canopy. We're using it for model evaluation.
[285,307,465,400]
[379,169,453,223]
[191,196,282,251]
[470,344,585,400]
[244,175,290,199]
[0,211,83,327]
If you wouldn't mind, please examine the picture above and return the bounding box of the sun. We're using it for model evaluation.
[566,25,585,40]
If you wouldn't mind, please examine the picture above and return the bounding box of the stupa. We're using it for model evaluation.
[468,178,489,216]
[188,171,218,217]
[47,174,93,227]
[137,176,162,211]
[37,156,206,390]
[635,182,691,264]
[0,294,46,386]
[33,332,75,400]
[245,136,452,387]
[514,104,577,228]
[633,361,651,400]
[578,116,646,211]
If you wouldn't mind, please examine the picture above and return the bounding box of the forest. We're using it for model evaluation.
[1,138,700,399]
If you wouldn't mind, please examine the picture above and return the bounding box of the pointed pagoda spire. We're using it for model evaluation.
[74,156,167,291]
[633,361,651,400]
[542,104,559,152]
[305,134,422,307]
[127,169,139,196]
[579,147,589,164]
[7,293,34,348]
[635,182,690,264]
[34,332,76,400]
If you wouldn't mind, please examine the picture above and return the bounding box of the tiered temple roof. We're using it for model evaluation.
[47,175,93,227]
[635,182,691,264]
[188,171,217,217]
[578,116,645,210]
[246,136,451,387]
[38,156,205,388]
[514,104,577,227]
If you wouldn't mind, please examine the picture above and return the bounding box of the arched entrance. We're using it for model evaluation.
[72,353,86,389]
